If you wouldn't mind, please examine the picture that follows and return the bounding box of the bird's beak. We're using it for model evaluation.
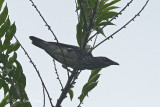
[112,61,119,65]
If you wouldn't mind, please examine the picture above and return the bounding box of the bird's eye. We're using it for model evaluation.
[103,57,107,61]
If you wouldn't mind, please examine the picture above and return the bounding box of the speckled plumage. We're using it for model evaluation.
[30,36,119,70]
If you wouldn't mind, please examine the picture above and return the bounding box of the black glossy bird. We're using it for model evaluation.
[29,36,119,70]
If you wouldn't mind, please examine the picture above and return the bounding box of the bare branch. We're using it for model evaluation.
[89,0,149,52]
[13,35,54,107]
[53,60,64,90]
[29,0,70,78]
[43,86,46,107]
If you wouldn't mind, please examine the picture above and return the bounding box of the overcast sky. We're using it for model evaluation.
[1,0,160,107]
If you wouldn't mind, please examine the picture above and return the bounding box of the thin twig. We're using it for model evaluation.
[53,60,64,90]
[89,0,149,52]
[13,35,54,107]
[88,0,134,41]
[43,86,45,107]
[93,35,98,48]
[29,0,70,78]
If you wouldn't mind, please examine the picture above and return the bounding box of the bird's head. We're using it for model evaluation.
[94,57,119,68]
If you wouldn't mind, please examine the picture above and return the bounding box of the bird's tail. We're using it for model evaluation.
[29,36,47,49]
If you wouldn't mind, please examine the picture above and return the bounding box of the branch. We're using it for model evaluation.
[13,35,54,107]
[82,0,98,50]
[89,0,149,52]
[53,60,64,90]
[88,0,134,41]
[29,0,70,77]
[55,70,79,107]
[43,86,45,107]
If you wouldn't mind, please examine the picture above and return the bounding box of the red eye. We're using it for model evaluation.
[103,57,107,61]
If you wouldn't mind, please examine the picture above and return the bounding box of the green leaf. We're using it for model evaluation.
[0,4,8,26]
[102,6,119,13]
[2,38,10,51]
[96,11,117,24]
[76,20,84,47]
[0,94,9,107]
[0,78,2,89]
[94,26,105,37]
[88,74,100,83]
[9,86,18,103]
[5,23,16,41]
[99,0,109,6]
[2,22,16,51]
[98,21,115,26]
[16,73,26,89]
[0,53,9,64]
[89,68,102,80]
[88,0,95,8]
[15,60,26,89]
[79,82,98,103]
[2,80,9,95]
[84,82,98,94]
[0,39,2,51]
[6,41,20,54]
[68,89,74,101]
[8,52,17,65]
[78,68,102,103]
[103,0,121,9]
[0,17,11,38]
[0,0,5,11]
[15,60,23,73]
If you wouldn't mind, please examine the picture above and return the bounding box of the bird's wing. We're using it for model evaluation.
[48,42,80,50]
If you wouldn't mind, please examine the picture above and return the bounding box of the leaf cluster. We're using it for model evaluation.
[75,0,120,105]
[0,1,31,107]
[78,68,101,104]
[76,0,120,47]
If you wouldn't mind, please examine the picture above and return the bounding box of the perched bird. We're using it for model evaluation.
[29,36,119,70]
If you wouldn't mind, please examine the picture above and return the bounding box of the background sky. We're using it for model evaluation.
[1,0,159,107]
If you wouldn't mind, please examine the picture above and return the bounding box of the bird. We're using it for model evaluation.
[29,36,119,70]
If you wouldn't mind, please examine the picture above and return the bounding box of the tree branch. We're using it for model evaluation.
[53,60,64,90]
[89,0,149,52]
[13,35,54,107]
[55,70,79,107]
[29,0,70,78]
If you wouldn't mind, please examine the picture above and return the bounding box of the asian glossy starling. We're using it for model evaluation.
[29,36,119,70]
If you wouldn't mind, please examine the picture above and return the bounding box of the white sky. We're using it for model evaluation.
[1,0,159,107]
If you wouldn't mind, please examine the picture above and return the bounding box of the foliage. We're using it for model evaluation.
[76,0,120,104]
[78,68,101,104]
[76,0,120,47]
[0,1,31,107]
